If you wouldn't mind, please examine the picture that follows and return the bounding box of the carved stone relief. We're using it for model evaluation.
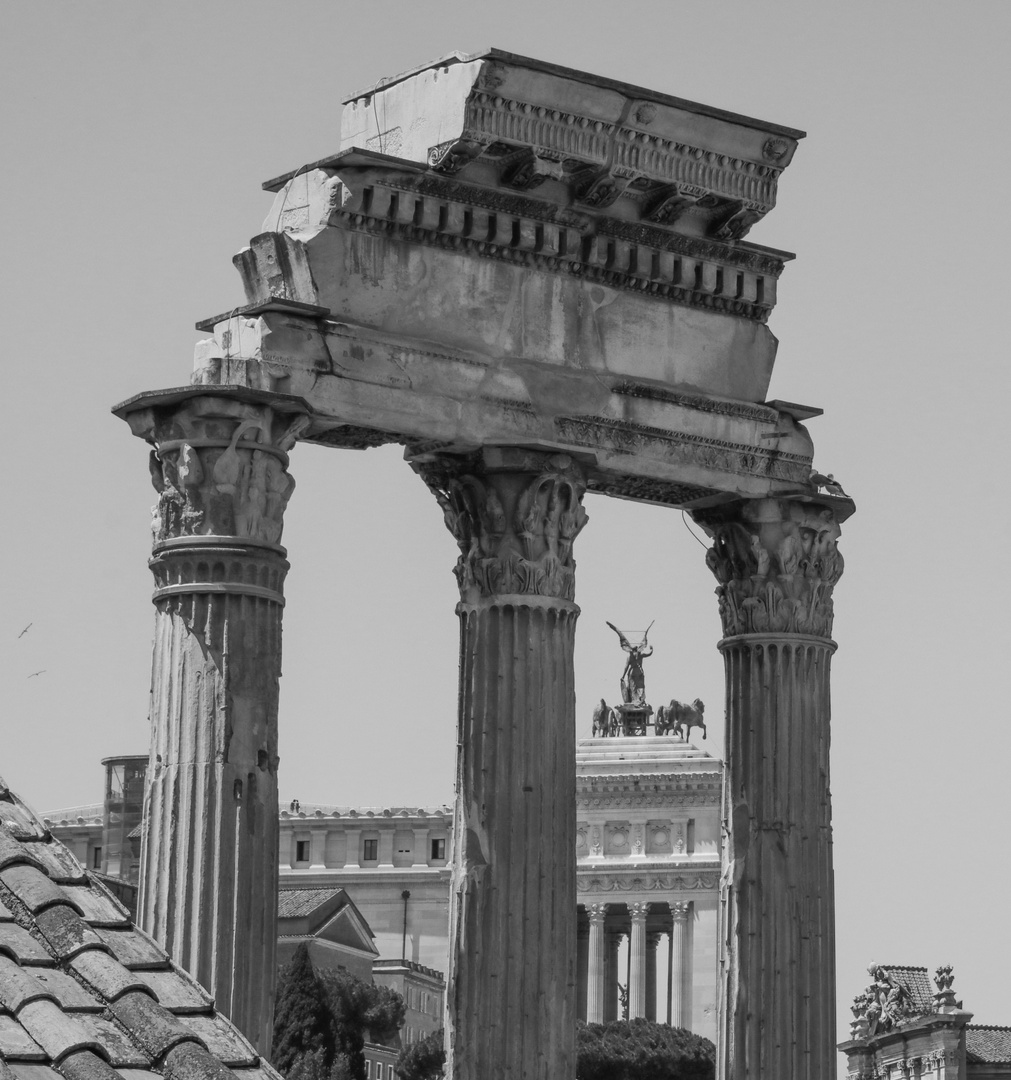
[418,451,588,603]
[143,400,308,547]
[696,498,845,639]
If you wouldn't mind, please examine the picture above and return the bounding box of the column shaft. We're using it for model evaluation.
[645,932,661,1022]
[448,600,577,1076]
[586,905,606,1023]
[697,496,848,1080]
[670,902,690,1029]
[417,449,588,1080]
[628,903,648,1019]
[122,392,306,1055]
[605,931,622,1022]
[720,636,835,1079]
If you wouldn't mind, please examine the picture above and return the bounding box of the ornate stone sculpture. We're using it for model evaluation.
[700,497,844,639]
[147,404,308,546]
[851,965,917,1038]
[422,451,588,603]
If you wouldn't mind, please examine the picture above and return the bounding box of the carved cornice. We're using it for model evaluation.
[586,475,719,508]
[461,92,783,211]
[609,381,779,423]
[138,396,308,549]
[695,498,845,639]
[416,450,588,603]
[577,786,721,810]
[338,178,780,323]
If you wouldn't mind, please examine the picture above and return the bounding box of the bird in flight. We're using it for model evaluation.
[27,670,45,678]
[18,623,32,639]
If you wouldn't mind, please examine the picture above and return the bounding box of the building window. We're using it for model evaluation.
[363,838,378,861]
[430,838,445,860]
[295,840,309,863]
[91,847,102,870]
[365,1063,371,1079]
[376,1065,383,1080]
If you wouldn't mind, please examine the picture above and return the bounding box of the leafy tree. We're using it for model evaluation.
[272,944,336,1075]
[271,945,406,1080]
[576,1019,715,1080]
[288,1048,353,1080]
[395,1028,445,1080]
[318,967,406,1080]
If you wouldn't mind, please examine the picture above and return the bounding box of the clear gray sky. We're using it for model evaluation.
[3,0,1009,1044]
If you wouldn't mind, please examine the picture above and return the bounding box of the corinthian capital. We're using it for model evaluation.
[694,498,845,640]
[415,448,588,603]
[118,390,310,549]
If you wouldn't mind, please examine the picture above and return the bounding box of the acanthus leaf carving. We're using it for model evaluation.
[420,452,588,603]
[696,498,845,639]
[146,402,304,547]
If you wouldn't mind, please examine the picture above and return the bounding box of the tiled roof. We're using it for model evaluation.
[276,890,342,920]
[879,965,934,1015]
[968,1026,1011,1064]
[0,775,281,1080]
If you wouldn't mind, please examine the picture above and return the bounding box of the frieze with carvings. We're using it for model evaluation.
[461,92,782,212]
[696,499,845,639]
[554,415,812,486]
[578,872,719,893]
[418,452,588,602]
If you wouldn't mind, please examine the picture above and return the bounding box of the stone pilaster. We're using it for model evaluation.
[119,390,308,1055]
[669,901,690,1029]
[417,448,588,1080]
[695,496,847,1080]
[628,902,649,1019]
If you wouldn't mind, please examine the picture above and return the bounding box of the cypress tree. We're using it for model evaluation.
[272,944,336,1075]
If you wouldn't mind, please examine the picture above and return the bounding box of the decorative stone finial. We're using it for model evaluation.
[934,965,958,1009]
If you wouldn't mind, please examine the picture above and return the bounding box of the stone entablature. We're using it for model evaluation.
[279,805,452,870]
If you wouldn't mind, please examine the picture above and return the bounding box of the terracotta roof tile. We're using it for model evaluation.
[0,784,284,1080]
[34,906,106,961]
[0,958,58,1012]
[0,925,54,966]
[60,1049,125,1080]
[5,1064,63,1080]
[276,889,342,919]
[0,870,68,917]
[90,929,167,970]
[879,965,934,1015]
[0,1017,46,1061]
[69,952,150,1003]
[17,845,86,887]
[132,972,211,1015]
[15,999,104,1062]
[967,1025,1011,1063]
[59,888,130,928]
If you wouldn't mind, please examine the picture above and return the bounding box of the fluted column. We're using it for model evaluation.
[695,496,849,1080]
[577,917,589,1022]
[119,390,309,1054]
[605,929,624,1022]
[417,448,588,1080]
[587,904,607,1023]
[645,932,661,1022]
[628,902,649,1019]
[669,901,690,1029]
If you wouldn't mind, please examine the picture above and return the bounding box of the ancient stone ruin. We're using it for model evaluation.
[114,49,853,1080]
